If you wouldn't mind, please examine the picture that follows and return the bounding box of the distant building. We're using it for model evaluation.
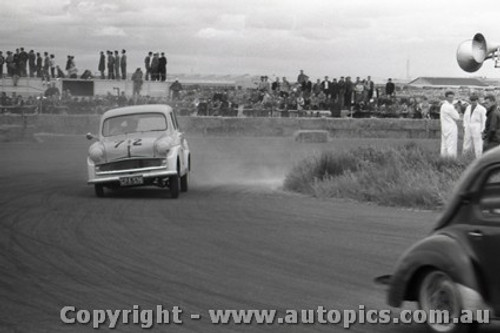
[169,73,236,90]
[408,77,490,89]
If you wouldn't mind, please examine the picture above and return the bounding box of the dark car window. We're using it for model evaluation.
[102,113,167,137]
[479,168,500,217]
[487,168,500,185]
[171,111,180,130]
[169,113,177,130]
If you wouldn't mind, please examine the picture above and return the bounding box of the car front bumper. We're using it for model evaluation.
[87,157,178,185]
[88,169,178,184]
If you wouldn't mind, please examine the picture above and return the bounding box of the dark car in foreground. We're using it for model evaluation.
[380,148,500,333]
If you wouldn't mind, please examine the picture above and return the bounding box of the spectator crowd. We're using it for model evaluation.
[0,48,81,85]
[0,85,173,115]
[0,68,493,120]
[0,49,497,120]
[0,47,170,84]
[165,71,446,119]
[248,70,397,117]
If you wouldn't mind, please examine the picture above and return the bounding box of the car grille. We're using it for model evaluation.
[98,159,163,172]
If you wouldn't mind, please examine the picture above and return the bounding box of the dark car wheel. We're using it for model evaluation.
[418,271,478,333]
[169,175,180,199]
[94,184,104,197]
[180,172,188,192]
[181,156,190,192]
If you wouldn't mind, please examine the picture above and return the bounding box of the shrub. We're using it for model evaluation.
[283,143,473,209]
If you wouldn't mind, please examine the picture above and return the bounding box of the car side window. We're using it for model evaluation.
[487,166,500,181]
[172,111,180,131]
[479,168,500,217]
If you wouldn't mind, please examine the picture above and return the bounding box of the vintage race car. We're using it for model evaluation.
[378,148,500,333]
[86,104,190,198]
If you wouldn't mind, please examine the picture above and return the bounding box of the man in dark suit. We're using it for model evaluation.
[297,69,308,85]
[28,50,36,78]
[159,52,167,81]
[337,77,346,110]
[330,78,338,103]
[329,78,341,117]
[344,76,353,111]
[0,51,4,78]
[98,51,105,79]
[36,52,42,78]
[121,50,127,80]
[19,47,28,77]
[301,77,312,109]
[366,75,374,101]
[385,78,395,97]
[144,52,152,81]
[107,51,115,80]
[65,55,72,72]
[114,50,120,80]
[271,77,280,94]
[483,94,500,152]
[169,78,183,100]
[150,53,159,81]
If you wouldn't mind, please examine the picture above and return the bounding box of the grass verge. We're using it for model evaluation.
[283,142,473,209]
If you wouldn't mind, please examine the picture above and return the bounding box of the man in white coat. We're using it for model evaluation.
[440,91,461,158]
[463,95,487,158]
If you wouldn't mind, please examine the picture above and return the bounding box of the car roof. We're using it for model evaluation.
[435,145,500,229]
[475,145,500,167]
[102,104,172,119]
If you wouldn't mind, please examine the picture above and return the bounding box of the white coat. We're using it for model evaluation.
[440,100,460,158]
[463,103,486,157]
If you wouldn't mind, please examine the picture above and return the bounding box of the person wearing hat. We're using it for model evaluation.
[463,94,486,158]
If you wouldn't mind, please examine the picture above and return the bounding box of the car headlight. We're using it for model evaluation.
[154,137,174,157]
[89,142,105,163]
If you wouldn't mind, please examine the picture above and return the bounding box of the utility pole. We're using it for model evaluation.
[406,58,411,80]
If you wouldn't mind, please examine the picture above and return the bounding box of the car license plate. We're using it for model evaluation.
[119,175,144,186]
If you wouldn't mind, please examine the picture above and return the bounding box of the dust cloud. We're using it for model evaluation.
[188,136,327,190]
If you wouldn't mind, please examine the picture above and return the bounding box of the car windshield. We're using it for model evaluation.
[102,112,167,137]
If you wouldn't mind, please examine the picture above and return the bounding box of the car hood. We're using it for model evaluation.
[101,132,165,162]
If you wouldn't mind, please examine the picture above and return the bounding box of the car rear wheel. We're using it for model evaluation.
[169,175,179,198]
[94,184,104,197]
[418,271,477,333]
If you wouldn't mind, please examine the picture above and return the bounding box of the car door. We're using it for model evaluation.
[468,165,500,313]
[171,111,188,173]
[169,112,184,173]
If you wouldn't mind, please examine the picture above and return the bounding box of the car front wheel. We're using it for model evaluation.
[180,172,188,192]
[94,184,104,197]
[169,175,180,198]
[418,270,478,333]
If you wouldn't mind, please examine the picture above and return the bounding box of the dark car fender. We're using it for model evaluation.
[387,233,484,308]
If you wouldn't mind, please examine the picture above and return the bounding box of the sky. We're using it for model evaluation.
[2,0,500,82]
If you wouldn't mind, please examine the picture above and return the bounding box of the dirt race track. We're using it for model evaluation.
[0,136,498,333]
